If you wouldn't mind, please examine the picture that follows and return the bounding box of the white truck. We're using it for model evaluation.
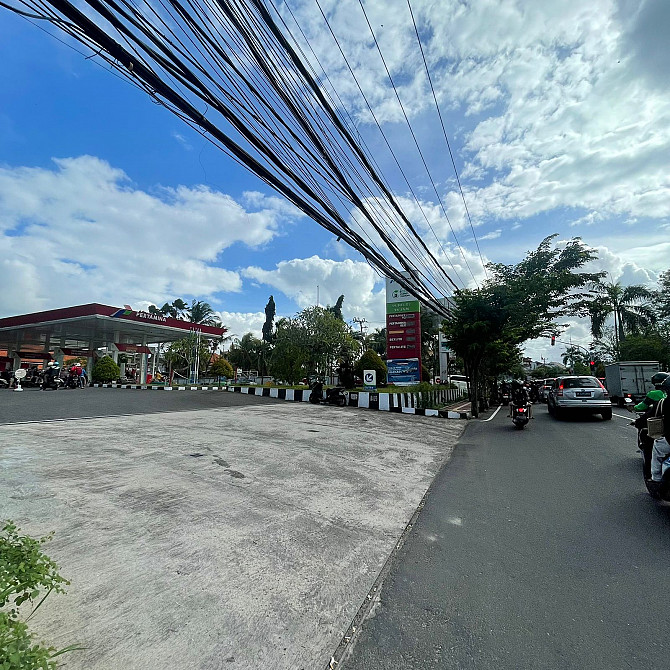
[604,361,661,406]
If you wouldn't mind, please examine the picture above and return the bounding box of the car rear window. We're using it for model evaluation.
[563,377,598,388]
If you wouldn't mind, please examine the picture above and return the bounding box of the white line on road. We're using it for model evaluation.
[479,404,503,422]
[613,412,634,421]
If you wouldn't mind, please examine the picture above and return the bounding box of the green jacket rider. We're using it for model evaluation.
[634,372,669,412]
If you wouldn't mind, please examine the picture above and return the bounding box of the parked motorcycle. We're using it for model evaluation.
[511,402,530,429]
[309,381,347,407]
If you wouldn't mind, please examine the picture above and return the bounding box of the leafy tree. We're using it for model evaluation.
[581,281,655,354]
[326,295,345,321]
[354,349,387,386]
[443,235,602,416]
[656,270,670,321]
[619,334,670,368]
[270,307,358,383]
[365,328,386,358]
[209,357,234,379]
[262,295,276,343]
[186,299,222,327]
[529,364,568,379]
[163,333,212,378]
[336,345,356,389]
[227,333,262,371]
[92,356,120,382]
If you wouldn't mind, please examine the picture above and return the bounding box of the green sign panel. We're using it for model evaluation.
[386,299,421,315]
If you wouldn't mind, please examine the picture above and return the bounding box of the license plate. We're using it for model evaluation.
[575,391,591,397]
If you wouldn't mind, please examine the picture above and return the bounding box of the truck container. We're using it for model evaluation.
[604,361,661,406]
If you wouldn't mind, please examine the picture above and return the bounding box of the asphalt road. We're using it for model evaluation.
[343,403,670,670]
[0,386,271,423]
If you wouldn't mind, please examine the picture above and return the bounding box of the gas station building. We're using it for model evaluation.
[0,303,227,383]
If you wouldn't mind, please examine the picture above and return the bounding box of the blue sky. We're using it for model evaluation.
[1,0,669,361]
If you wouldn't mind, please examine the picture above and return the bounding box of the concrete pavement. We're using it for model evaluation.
[0,394,464,669]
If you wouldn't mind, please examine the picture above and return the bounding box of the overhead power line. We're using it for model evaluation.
[1,0,466,314]
[405,0,488,279]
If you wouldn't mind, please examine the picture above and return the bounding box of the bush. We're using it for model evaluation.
[91,357,120,383]
[209,357,233,379]
[354,349,387,386]
[0,521,80,669]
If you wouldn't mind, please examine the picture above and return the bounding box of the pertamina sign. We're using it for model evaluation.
[385,275,421,384]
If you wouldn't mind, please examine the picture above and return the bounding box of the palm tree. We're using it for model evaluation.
[586,281,655,353]
[187,300,222,327]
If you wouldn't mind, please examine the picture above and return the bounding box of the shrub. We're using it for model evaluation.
[91,357,120,383]
[354,349,387,386]
[0,521,80,669]
[209,357,233,379]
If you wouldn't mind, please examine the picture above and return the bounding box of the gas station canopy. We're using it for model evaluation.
[0,303,227,358]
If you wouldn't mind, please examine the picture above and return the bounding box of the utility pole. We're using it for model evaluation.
[352,317,368,335]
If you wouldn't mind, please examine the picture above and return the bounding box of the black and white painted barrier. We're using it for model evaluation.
[90,383,470,418]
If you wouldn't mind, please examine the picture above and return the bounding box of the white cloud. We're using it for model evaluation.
[0,157,294,315]
[216,311,267,341]
[243,256,387,328]
[479,229,502,241]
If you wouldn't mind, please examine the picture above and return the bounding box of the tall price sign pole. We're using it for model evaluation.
[385,274,422,386]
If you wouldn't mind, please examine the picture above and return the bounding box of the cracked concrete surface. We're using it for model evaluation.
[0,399,463,669]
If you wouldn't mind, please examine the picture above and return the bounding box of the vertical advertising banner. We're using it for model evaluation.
[386,275,421,385]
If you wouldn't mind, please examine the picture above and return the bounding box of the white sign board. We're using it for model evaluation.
[363,369,376,387]
[236,368,243,375]
[14,369,26,379]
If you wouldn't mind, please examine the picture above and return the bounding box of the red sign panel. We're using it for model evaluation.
[386,311,422,360]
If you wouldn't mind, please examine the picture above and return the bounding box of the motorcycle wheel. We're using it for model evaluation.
[308,396,320,405]
[514,422,525,430]
[337,396,346,407]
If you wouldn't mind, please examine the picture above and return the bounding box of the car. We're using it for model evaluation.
[547,375,612,420]
[540,378,556,402]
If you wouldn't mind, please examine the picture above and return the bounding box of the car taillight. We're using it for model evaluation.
[557,384,563,397]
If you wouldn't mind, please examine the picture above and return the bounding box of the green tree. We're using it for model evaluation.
[163,333,212,378]
[186,300,222,327]
[354,349,387,386]
[209,357,234,380]
[270,307,358,383]
[581,281,655,354]
[619,334,670,368]
[529,364,568,379]
[656,270,670,321]
[365,328,386,358]
[227,333,262,371]
[262,295,276,343]
[92,356,120,382]
[443,235,602,416]
[326,295,345,321]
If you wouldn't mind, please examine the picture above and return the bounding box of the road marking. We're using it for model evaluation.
[613,412,634,421]
[479,404,503,422]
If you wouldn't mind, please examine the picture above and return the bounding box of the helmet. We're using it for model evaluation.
[47,361,55,367]
[511,379,523,389]
[660,375,670,393]
[651,372,669,388]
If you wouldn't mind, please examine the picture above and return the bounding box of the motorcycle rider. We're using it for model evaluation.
[509,379,531,417]
[631,373,668,480]
[634,372,668,413]
[646,375,670,496]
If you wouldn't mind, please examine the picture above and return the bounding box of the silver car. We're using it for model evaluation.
[547,376,612,420]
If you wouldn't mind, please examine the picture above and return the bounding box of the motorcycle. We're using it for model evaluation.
[511,402,530,429]
[309,381,347,407]
[41,368,63,390]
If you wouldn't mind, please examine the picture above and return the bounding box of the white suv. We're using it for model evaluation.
[547,376,612,420]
